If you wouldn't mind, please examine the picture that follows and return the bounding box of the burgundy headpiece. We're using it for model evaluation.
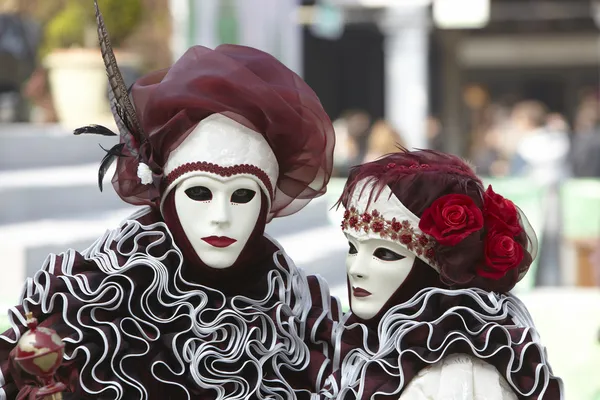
[338,149,538,293]
[75,1,335,222]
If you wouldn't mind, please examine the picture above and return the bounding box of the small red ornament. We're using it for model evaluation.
[14,312,66,400]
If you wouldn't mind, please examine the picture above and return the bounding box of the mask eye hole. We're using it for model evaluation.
[348,242,358,255]
[231,189,256,204]
[373,248,404,261]
[185,186,212,201]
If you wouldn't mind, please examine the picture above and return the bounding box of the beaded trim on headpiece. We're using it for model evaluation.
[341,178,439,271]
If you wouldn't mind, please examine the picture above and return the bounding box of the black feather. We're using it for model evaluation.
[73,125,118,136]
[95,0,143,156]
[98,143,125,192]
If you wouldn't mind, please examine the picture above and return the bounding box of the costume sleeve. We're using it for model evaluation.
[0,251,104,400]
[399,354,517,400]
[304,275,343,392]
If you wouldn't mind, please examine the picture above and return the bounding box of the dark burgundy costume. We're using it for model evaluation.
[0,5,339,397]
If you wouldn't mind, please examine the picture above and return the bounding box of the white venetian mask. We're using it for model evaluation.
[345,233,416,320]
[174,174,262,269]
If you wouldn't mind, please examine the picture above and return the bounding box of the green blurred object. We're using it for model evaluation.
[41,0,143,56]
[310,1,345,40]
[217,0,239,45]
[560,179,600,239]
[0,314,8,333]
[519,289,600,400]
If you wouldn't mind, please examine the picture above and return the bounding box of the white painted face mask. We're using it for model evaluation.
[174,174,262,269]
[345,234,416,320]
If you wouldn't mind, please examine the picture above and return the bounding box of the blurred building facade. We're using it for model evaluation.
[297,0,600,155]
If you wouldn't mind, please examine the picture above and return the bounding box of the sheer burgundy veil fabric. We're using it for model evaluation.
[111,45,334,221]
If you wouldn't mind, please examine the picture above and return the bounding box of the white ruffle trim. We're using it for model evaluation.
[0,207,336,400]
[323,287,564,400]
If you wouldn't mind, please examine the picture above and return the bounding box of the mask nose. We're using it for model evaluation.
[347,247,370,280]
[210,194,231,226]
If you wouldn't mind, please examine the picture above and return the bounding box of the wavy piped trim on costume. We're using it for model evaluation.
[0,367,5,400]
[163,162,274,199]
[0,208,329,400]
[324,288,564,400]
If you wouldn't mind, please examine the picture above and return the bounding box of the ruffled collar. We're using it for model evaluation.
[1,207,317,400]
[325,287,563,400]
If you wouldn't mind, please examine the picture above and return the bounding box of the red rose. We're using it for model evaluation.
[419,194,484,246]
[479,232,524,279]
[483,185,522,236]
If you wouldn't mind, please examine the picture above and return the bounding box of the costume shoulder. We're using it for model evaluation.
[329,288,564,400]
[399,354,517,400]
[0,207,170,399]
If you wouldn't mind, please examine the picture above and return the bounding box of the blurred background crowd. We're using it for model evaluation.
[1,0,599,398]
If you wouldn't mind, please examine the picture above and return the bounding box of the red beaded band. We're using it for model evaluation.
[342,207,438,267]
[164,161,275,199]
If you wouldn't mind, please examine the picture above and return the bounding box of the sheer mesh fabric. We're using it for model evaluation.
[111,45,335,220]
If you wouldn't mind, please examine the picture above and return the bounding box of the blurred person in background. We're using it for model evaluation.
[471,104,512,177]
[426,115,444,151]
[509,100,570,181]
[473,126,506,177]
[332,117,357,177]
[362,119,405,163]
[509,100,570,286]
[574,95,600,342]
[546,112,570,135]
[0,0,41,122]
[570,95,600,178]
[21,66,57,123]
[331,109,371,176]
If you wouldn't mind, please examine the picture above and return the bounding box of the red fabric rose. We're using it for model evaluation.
[479,232,524,279]
[483,185,522,236]
[419,194,484,246]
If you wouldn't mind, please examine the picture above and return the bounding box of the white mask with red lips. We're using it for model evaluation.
[341,178,438,320]
[345,235,416,320]
[161,113,280,269]
[174,175,262,269]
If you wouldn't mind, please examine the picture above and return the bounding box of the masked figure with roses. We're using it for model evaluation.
[322,149,563,399]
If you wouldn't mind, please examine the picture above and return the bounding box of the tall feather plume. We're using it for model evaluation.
[94,0,143,157]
